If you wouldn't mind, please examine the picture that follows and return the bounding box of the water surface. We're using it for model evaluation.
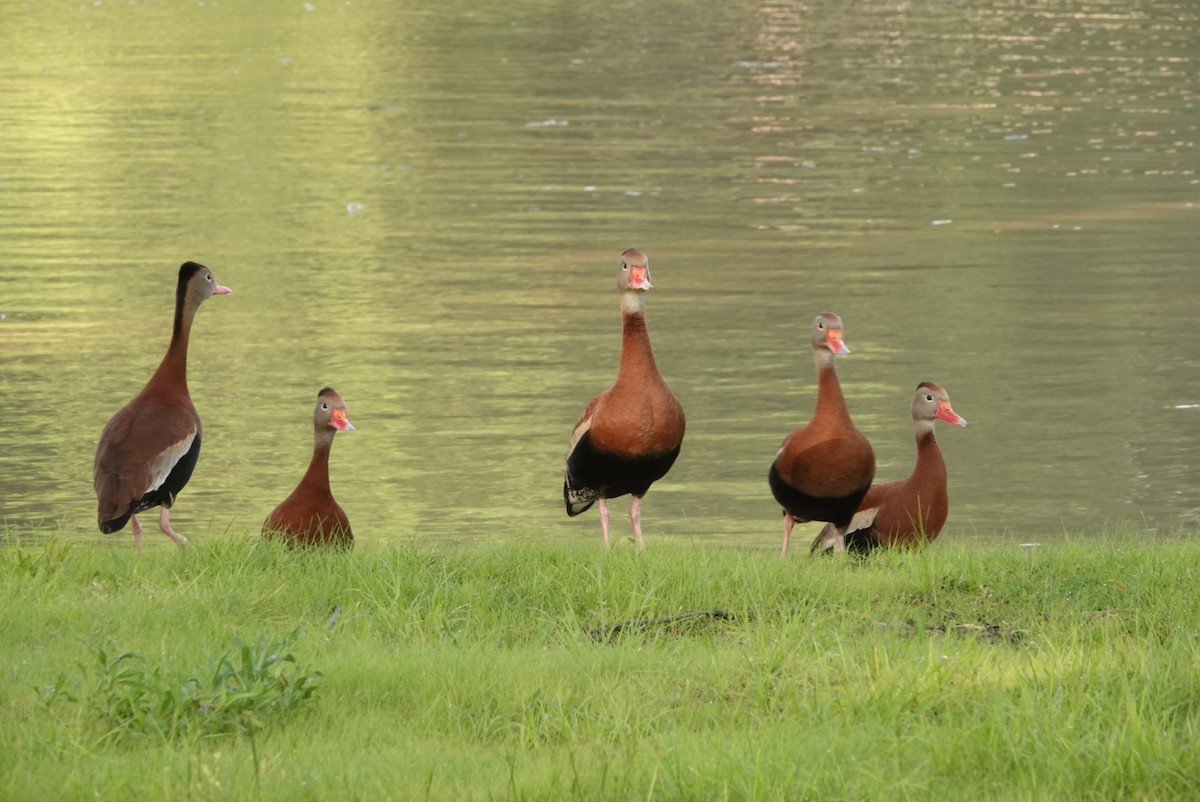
[1,0,1197,546]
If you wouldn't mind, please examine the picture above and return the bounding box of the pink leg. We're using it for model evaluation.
[131,514,143,550]
[781,513,795,558]
[598,497,611,547]
[629,496,645,551]
[830,527,846,554]
[158,506,189,548]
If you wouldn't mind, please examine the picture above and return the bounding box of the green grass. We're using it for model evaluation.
[1,530,1197,800]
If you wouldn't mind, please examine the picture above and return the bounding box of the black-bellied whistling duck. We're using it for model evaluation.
[93,261,231,548]
[769,312,875,556]
[564,248,686,550]
[262,387,355,549]
[812,381,966,553]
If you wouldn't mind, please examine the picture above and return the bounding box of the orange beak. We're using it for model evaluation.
[825,330,850,355]
[331,409,355,432]
[629,265,653,290]
[936,402,967,427]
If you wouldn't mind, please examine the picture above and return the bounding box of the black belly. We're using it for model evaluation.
[565,433,681,515]
[99,434,202,534]
[844,526,880,554]
[768,462,869,530]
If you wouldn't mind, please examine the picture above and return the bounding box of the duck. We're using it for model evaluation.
[93,261,231,547]
[811,381,966,553]
[769,312,875,556]
[564,248,686,550]
[262,387,355,549]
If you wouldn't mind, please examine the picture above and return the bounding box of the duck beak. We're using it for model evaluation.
[331,409,355,432]
[629,265,653,290]
[213,283,232,295]
[826,330,850,355]
[937,402,966,426]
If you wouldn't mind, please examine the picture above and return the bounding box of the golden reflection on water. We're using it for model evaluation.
[1,0,1197,545]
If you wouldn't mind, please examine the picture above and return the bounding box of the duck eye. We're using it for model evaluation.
[925,394,934,402]
[206,273,213,281]
[321,402,329,410]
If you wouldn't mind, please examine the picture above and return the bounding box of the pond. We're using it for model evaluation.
[1,0,1197,547]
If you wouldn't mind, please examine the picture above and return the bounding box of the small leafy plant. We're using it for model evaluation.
[40,628,321,742]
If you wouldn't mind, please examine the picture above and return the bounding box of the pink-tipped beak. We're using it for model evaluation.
[331,409,355,432]
[937,403,967,427]
[629,266,653,290]
[826,331,850,355]
[213,283,232,295]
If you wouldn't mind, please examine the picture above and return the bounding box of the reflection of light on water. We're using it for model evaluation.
[0,0,1196,543]
[737,0,1196,237]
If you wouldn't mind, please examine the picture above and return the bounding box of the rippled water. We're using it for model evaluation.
[1,0,1197,546]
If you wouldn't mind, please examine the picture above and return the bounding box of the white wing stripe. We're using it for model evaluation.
[145,430,196,494]
[566,415,593,457]
[846,507,879,535]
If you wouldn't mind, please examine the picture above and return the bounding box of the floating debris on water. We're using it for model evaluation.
[932,219,953,226]
[525,119,568,128]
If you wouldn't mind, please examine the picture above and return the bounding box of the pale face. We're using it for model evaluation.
[912,382,966,427]
[315,389,355,432]
[617,248,652,292]
[190,265,232,302]
[812,312,848,354]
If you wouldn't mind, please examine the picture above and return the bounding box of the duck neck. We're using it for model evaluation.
[617,293,659,382]
[912,421,946,476]
[812,349,851,424]
[300,430,335,494]
[148,291,198,394]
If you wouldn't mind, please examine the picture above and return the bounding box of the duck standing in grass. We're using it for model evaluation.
[812,381,966,553]
[94,261,231,548]
[564,248,686,550]
[769,312,875,556]
[263,387,356,549]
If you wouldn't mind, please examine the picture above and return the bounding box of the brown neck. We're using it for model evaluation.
[299,431,335,495]
[812,350,851,425]
[913,426,946,479]
[147,292,198,395]
[617,310,661,384]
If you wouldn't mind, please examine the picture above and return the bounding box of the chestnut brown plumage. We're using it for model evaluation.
[564,248,686,550]
[768,312,875,556]
[93,261,231,548]
[262,388,355,549]
[812,381,966,553]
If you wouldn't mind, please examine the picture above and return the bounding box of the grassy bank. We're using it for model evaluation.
[1,531,1197,800]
